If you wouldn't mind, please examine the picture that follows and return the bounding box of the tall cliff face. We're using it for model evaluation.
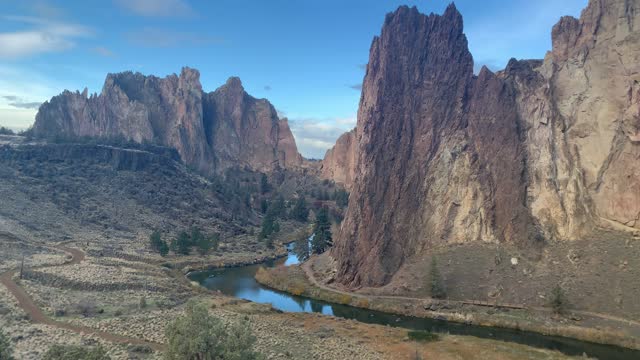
[320,128,357,190]
[33,68,302,174]
[500,0,640,238]
[333,0,640,288]
[333,4,532,287]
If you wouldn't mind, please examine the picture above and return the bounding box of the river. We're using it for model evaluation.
[188,243,639,360]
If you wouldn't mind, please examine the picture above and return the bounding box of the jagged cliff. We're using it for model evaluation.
[332,0,640,288]
[33,68,302,174]
[320,128,357,190]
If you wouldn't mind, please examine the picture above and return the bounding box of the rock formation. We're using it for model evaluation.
[332,0,640,288]
[320,128,357,190]
[33,68,302,174]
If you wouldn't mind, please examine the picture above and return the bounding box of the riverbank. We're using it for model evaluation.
[255,258,640,352]
[2,233,589,359]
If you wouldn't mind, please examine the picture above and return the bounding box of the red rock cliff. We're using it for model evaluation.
[332,0,640,288]
[33,68,302,174]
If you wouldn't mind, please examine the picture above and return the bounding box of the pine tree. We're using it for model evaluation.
[311,207,332,254]
[260,173,270,194]
[174,231,191,255]
[260,199,269,214]
[270,195,286,218]
[260,213,276,240]
[550,284,568,314]
[293,231,311,262]
[429,256,446,299]
[196,233,219,256]
[291,196,309,222]
[149,230,163,252]
[334,189,350,208]
[158,240,169,257]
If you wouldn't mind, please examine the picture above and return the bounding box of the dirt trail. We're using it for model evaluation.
[0,244,165,352]
[301,258,640,328]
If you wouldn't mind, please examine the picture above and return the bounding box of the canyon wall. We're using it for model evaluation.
[320,129,357,190]
[33,68,302,174]
[332,0,640,288]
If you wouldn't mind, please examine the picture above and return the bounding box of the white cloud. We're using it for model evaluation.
[115,0,193,17]
[289,116,356,159]
[0,16,91,59]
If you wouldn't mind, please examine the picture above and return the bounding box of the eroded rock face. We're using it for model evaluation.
[332,5,533,287]
[33,68,302,174]
[320,129,357,190]
[501,0,640,237]
[333,0,640,288]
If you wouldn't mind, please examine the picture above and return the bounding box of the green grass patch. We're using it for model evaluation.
[408,330,440,342]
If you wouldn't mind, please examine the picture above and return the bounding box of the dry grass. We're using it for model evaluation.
[255,263,640,351]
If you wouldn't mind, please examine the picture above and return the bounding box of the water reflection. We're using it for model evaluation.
[188,241,640,360]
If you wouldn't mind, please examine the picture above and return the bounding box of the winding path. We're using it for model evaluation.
[0,244,165,352]
[301,258,640,329]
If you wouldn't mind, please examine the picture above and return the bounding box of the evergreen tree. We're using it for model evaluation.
[550,284,568,314]
[292,231,311,262]
[190,227,204,247]
[291,196,309,222]
[260,199,269,214]
[174,231,191,255]
[429,256,446,299]
[196,233,220,256]
[334,189,350,208]
[260,213,276,240]
[311,207,332,254]
[158,240,169,257]
[270,195,286,218]
[149,230,163,252]
[260,173,270,194]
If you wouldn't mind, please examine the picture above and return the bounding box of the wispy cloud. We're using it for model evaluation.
[348,83,362,91]
[0,64,76,128]
[2,95,42,109]
[127,27,224,48]
[114,0,193,17]
[289,116,356,159]
[92,46,115,57]
[30,0,65,18]
[0,15,92,59]
[264,85,272,91]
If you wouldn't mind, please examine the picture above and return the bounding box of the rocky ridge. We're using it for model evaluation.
[320,128,357,190]
[33,68,303,174]
[331,0,640,288]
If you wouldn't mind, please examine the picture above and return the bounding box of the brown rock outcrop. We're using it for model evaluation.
[333,0,640,288]
[33,68,302,174]
[320,128,357,190]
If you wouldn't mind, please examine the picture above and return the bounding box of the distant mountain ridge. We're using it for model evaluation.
[33,68,303,174]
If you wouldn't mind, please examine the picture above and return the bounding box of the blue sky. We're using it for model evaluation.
[0,0,587,158]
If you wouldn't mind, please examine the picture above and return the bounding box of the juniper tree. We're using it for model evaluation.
[291,196,309,222]
[149,230,163,252]
[311,207,332,254]
[550,284,568,314]
[165,302,262,360]
[429,256,446,299]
